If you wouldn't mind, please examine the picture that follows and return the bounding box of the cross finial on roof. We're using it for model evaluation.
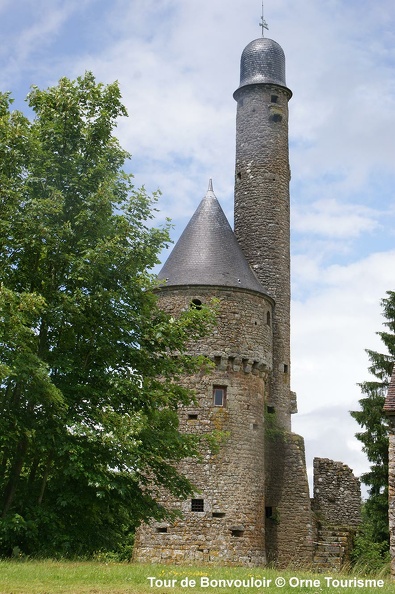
[259,2,269,37]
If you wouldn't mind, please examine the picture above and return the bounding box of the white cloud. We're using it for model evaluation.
[292,198,380,238]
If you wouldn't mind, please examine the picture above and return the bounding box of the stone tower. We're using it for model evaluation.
[233,37,313,565]
[133,181,274,564]
[133,32,361,568]
[233,37,292,430]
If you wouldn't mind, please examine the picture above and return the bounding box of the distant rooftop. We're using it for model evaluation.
[158,181,269,296]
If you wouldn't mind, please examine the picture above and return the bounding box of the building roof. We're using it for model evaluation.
[384,364,395,414]
[157,181,269,296]
[234,37,291,95]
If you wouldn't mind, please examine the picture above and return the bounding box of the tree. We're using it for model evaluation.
[350,290,395,565]
[0,73,214,557]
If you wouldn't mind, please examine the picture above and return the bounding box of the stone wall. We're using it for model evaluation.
[312,458,361,570]
[388,421,395,579]
[133,285,272,565]
[265,432,313,567]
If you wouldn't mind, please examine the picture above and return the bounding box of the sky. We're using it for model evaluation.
[1,0,395,494]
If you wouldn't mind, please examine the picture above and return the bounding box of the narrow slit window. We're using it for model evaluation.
[213,386,227,407]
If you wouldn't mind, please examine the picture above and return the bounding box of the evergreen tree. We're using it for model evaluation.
[350,290,395,562]
[0,74,214,557]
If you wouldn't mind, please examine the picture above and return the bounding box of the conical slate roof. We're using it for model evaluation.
[158,181,268,295]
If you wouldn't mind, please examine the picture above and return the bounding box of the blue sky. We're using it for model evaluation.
[2,0,395,492]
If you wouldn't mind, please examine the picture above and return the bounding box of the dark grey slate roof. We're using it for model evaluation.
[235,37,291,94]
[158,181,269,296]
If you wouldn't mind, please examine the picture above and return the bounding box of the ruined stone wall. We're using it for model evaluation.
[313,458,361,527]
[388,421,395,579]
[133,285,272,565]
[312,458,361,571]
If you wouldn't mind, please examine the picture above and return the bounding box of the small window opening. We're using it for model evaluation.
[270,113,282,123]
[252,423,258,431]
[213,386,227,407]
[212,512,226,518]
[265,507,273,519]
[231,529,244,537]
[271,95,278,103]
[266,311,271,326]
[156,527,168,533]
[191,498,204,512]
[237,172,242,180]
[267,405,275,414]
[283,364,289,373]
[190,298,202,310]
[188,413,198,420]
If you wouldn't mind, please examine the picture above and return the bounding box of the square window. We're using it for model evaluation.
[191,498,204,512]
[213,386,226,407]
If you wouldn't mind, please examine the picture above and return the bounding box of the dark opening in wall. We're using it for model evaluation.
[156,527,168,533]
[252,423,258,431]
[271,95,278,103]
[267,311,271,326]
[267,405,275,414]
[188,413,198,420]
[190,298,202,310]
[237,172,242,180]
[265,506,273,519]
[213,386,227,407]
[270,113,282,123]
[191,498,204,512]
[231,529,244,537]
[212,512,226,518]
[283,364,289,373]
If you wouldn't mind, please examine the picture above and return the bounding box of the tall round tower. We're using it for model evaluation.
[133,182,273,565]
[233,38,293,430]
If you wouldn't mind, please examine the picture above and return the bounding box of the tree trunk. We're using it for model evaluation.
[1,435,29,517]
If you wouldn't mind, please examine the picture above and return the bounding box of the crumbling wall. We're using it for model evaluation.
[388,423,395,579]
[312,458,361,571]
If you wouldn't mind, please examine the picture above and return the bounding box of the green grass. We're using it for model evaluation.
[0,560,392,594]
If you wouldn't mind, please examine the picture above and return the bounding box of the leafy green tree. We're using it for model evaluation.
[0,73,214,557]
[350,290,395,565]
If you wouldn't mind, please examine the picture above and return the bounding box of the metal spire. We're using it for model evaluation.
[259,2,269,37]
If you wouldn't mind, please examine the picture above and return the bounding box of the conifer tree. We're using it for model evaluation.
[350,290,395,562]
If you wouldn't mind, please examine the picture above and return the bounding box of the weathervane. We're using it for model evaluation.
[259,2,269,37]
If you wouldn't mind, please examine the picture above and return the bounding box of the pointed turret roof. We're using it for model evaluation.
[158,181,269,296]
[384,364,395,414]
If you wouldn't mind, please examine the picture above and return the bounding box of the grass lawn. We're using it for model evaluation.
[0,560,392,594]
